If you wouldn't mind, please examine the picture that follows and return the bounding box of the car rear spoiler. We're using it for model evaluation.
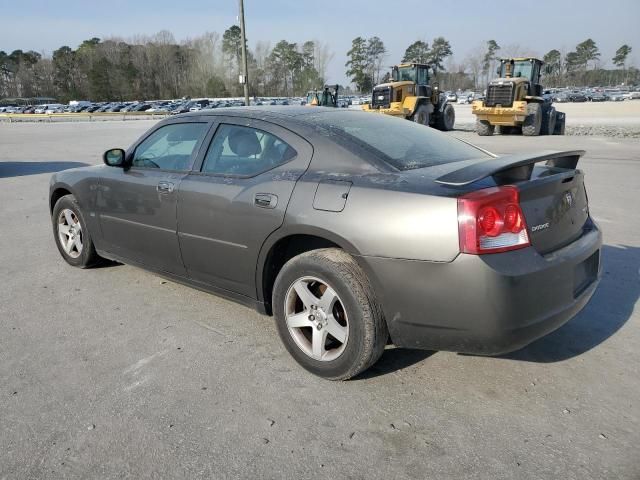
[434,150,585,187]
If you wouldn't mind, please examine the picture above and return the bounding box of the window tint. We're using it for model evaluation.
[132,122,208,171]
[313,111,490,171]
[202,124,297,176]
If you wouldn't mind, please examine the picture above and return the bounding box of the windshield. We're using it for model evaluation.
[394,67,416,82]
[312,111,490,171]
[502,61,533,79]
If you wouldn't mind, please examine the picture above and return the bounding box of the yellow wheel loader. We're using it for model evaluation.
[362,63,455,131]
[471,57,565,136]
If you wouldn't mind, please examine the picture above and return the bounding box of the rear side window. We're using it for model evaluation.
[315,111,490,170]
[201,124,297,176]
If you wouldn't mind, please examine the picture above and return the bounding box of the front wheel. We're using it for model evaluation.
[52,194,102,268]
[436,103,455,131]
[476,119,495,136]
[272,249,388,380]
[412,104,430,126]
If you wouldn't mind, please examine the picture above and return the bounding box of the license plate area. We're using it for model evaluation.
[574,250,599,298]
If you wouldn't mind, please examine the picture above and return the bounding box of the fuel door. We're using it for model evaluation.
[313,180,352,212]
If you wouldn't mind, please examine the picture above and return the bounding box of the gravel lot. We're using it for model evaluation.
[454,100,640,137]
[1,120,638,479]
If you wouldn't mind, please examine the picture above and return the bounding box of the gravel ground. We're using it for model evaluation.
[453,101,640,137]
[454,122,640,138]
[1,120,639,479]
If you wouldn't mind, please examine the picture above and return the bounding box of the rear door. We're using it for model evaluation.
[177,117,313,297]
[97,119,211,275]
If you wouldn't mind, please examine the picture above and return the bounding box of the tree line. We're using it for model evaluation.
[345,36,637,93]
[1,30,636,102]
[0,27,333,102]
[542,40,635,87]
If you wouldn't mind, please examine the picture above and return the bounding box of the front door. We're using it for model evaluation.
[177,118,313,297]
[97,120,211,275]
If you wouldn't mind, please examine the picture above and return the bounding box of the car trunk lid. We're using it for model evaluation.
[518,169,589,254]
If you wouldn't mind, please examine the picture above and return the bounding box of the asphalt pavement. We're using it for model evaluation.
[1,120,638,479]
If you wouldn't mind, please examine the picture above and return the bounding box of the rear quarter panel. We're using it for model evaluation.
[283,174,460,262]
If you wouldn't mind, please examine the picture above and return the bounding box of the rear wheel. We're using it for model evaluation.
[554,112,566,135]
[436,103,455,131]
[476,119,495,136]
[541,107,557,135]
[522,102,542,136]
[272,249,388,380]
[52,194,102,268]
[412,104,430,126]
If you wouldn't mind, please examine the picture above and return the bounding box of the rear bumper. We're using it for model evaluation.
[358,223,602,355]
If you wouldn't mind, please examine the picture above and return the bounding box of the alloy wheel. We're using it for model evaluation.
[57,208,83,258]
[284,276,349,361]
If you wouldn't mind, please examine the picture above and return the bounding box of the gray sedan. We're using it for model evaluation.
[49,107,602,380]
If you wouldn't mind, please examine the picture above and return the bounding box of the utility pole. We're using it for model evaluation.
[238,0,250,107]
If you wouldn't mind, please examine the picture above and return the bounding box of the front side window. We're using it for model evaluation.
[417,67,428,85]
[201,124,297,176]
[132,122,208,171]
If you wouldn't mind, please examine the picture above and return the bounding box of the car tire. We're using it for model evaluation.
[412,104,430,126]
[436,103,456,131]
[522,102,542,136]
[52,194,102,268]
[272,248,388,380]
[476,119,494,136]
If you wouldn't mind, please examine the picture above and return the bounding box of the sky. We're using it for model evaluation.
[1,0,639,85]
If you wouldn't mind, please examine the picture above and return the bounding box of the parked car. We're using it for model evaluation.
[553,93,569,103]
[49,107,602,380]
[457,92,473,104]
[169,102,194,114]
[606,90,626,102]
[627,91,640,100]
[567,91,587,102]
[589,92,607,102]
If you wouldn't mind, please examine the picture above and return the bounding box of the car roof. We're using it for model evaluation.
[177,106,348,121]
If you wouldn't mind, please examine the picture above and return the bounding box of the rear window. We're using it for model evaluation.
[312,111,489,171]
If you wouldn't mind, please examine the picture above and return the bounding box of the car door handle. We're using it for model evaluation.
[157,181,175,194]
[254,193,278,209]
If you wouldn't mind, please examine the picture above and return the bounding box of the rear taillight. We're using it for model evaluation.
[458,186,530,254]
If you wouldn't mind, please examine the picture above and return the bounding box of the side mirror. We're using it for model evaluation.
[103,148,125,167]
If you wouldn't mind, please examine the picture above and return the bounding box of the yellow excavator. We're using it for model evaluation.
[362,63,455,131]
